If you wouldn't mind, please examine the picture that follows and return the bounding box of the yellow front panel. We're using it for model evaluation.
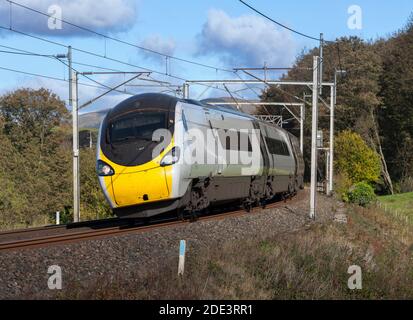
[111,166,171,206]
[98,141,174,208]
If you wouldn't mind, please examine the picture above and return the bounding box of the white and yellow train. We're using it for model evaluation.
[97,93,304,218]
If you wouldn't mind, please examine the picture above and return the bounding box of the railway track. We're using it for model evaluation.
[0,193,303,252]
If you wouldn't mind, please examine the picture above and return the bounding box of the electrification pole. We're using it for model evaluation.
[319,33,324,95]
[328,84,335,196]
[328,69,345,195]
[300,103,305,154]
[68,46,80,223]
[183,83,190,99]
[310,56,320,220]
[57,46,80,223]
[186,83,190,99]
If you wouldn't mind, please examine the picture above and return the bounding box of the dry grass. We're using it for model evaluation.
[60,205,413,300]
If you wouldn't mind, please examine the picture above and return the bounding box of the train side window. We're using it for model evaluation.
[239,132,252,152]
[226,136,231,150]
[265,137,289,156]
[182,110,188,131]
[219,130,252,152]
[282,141,290,156]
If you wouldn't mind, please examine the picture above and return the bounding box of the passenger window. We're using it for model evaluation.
[221,131,252,152]
[265,137,290,156]
[182,110,188,131]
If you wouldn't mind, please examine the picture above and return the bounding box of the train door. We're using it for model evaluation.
[262,125,294,192]
[182,105,218,178]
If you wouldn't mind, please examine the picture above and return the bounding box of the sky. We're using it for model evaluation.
[0,0,412,113]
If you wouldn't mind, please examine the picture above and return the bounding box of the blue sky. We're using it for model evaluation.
[0,0,412,112]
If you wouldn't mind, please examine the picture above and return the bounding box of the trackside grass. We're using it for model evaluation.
[379,192,413,225]
[60,204,413,300]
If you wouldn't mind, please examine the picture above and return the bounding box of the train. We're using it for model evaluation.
[96,93,304,218]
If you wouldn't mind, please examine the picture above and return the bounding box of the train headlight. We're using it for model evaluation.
[97,160,115,176]
[160,147,180,167]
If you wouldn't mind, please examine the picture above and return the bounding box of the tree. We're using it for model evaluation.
[0,88,72,227]
[80,148,112,220]
[379,20,413,183]
[260,36,394,193]
[335,130,381,186]
[0,88,112,229]
[0,88,69,151]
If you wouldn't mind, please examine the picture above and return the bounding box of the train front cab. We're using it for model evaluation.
[97,94,178,217]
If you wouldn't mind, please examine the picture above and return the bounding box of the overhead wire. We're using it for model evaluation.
[6,0,233,73]
[238,0,347,82]
[0,25,231,95]
[238,0,322,42]
[0,42,241,102]
[0,44,245,104]
[1,1,269,104]
[0,45,139,95]
[0,44,162,96]
[0,64,135,96]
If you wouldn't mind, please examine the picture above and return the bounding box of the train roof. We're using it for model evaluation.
[107,93,293,135]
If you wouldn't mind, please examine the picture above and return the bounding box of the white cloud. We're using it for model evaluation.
[139,34,176,62]
[0,0,137,36]
[197,9,296,67]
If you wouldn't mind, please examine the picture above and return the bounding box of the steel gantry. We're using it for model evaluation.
[184,58,336,220]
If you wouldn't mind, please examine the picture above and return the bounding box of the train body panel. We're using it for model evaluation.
[96,93,304,218]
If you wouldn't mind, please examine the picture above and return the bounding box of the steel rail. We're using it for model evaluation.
[0,194,303,252]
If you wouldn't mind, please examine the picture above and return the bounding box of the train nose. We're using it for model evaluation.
[111,166,171,207]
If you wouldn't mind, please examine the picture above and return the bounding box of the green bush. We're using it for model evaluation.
[345,182,377,207]
[335,131,381,185]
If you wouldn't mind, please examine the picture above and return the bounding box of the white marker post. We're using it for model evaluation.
[178,240,186,276]
[56,211,60,225]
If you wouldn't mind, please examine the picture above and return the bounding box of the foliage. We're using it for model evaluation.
[379,22,413,181]
[345,182,377,207]
[260,24,413,192]
[260,37,386,185]
[335,130,381,185]
[0,88,111,230]
[0,88,69,151]
[80,148,113,221]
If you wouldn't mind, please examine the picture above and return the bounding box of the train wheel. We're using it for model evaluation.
[177,209,185,221]
[260,199,267,209]
[243,202,252,213]
[189,211,199,222]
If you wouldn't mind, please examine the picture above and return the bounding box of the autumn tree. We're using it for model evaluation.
[335,130,381,186]
[379,21,413,183]
[0,88,72,227]
[260,36,394,193]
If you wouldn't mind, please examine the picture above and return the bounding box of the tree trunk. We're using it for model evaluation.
[371,110,394,195]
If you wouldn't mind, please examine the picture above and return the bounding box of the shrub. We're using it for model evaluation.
[346,182,377,207]
[335,131,381,185]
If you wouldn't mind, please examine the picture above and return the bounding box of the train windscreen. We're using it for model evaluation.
[109,112,167,144]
